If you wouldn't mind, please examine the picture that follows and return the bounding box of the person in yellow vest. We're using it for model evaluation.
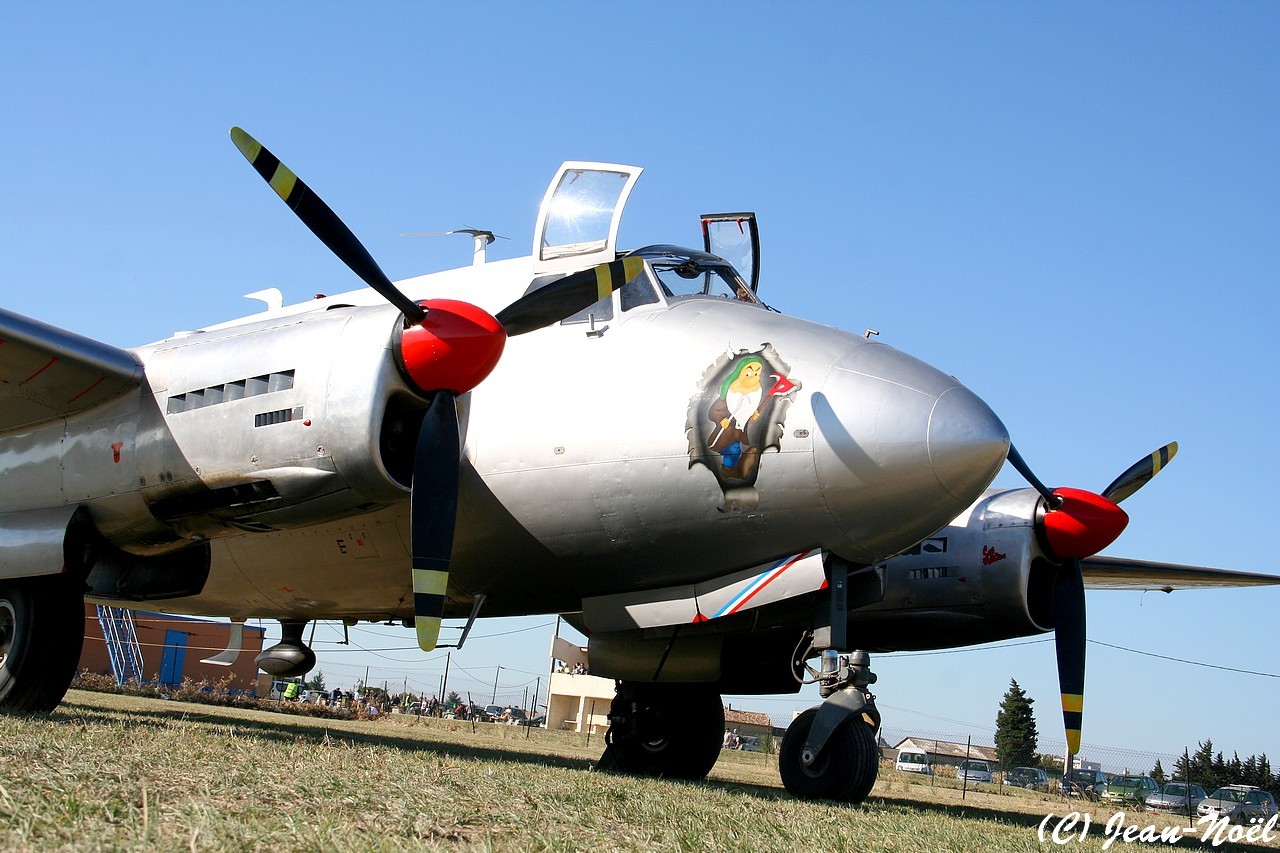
[283,682,300,701]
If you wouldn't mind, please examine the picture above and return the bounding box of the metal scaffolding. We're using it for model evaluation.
[95,605,144,684]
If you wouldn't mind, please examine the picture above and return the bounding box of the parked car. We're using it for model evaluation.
[1102,774,1160,807]
[1004,767,1049,791]
[1063,768,1109,798]
[894,751,933,775]
[957,759,994,784]
[1198,785,1280,825]
[1145,782,1208,815]
[483,704,506,721]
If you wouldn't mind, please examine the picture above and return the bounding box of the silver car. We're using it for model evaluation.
[1146,782,1208,815]
[957,759,994,784]
[1198,785,1279,825]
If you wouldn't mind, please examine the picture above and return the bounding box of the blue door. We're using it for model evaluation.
[158,630,188,686]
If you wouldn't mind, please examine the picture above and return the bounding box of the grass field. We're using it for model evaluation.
[1,690,1276,851]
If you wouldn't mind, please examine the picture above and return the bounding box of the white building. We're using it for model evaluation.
[545,635,613,734]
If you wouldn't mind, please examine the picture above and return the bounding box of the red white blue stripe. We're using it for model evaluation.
[711,550,813,618]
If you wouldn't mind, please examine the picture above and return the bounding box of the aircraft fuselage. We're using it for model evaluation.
[0,256,1010,623]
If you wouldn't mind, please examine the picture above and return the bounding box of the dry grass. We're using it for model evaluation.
[1,690,1275,851]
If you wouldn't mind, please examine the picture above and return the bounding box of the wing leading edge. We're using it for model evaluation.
[1082,556,1280,592]
[0,307,143,433]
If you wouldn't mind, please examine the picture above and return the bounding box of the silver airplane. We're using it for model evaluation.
[1,130,1275,802]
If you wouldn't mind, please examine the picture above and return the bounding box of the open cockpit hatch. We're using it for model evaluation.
[531,161,642,275]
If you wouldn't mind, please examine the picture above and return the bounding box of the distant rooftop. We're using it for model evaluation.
[724,708,772,728]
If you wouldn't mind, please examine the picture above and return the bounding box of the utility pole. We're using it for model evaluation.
[491,665,503,704]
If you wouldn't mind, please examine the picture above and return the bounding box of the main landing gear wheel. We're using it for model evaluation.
[599,683,724,780]
[779,707,879,802]
[0,574,86,712]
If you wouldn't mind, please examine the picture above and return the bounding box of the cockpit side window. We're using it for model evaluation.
[560,260,657,325]
[620,274,659,312]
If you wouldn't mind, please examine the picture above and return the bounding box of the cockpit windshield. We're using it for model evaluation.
[630,245,759,305]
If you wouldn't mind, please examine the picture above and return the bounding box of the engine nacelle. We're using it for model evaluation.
[0,302,441,584]
[125,303,421,545]
[848,488,1060,651]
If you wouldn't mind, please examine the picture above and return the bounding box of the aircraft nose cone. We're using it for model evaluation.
[811,344,1009,562]
[928,385,1010,502]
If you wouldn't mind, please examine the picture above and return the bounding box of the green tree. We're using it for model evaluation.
[1151,758,1166,786]
[307,670,326,692]
[1173,747,1192,781]
[994,679,1039,770]
[1184,740,1223,791]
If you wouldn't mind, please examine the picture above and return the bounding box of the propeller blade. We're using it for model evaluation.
[1054,557,1087,756]
[1006,444,1061,508]
[495,256,647,336]
[1101,441,1178,505]
[229,127,427,324]
[410,393,461,651]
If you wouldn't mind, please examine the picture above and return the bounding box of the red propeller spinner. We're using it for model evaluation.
[397,299,507,395]
[1041,487,1129,561]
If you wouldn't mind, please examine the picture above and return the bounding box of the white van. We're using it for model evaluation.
[895,750,932,775]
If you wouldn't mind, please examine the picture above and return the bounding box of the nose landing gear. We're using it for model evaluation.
[779,648,882,802]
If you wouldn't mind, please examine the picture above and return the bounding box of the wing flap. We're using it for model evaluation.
[1082,555,1280,591]
[0,307,143,432]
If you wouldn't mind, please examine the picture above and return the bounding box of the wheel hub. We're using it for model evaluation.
[0,600,14,666]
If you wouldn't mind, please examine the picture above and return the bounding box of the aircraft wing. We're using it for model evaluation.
[0,307,144,432]
[1082,555,1280,591]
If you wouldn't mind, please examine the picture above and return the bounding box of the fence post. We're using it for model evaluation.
[932,740,937,788]
[527,676,540,741]
[1184,752,1194,829]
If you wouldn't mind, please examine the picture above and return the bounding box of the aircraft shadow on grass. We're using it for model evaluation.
[42,700,1279,851]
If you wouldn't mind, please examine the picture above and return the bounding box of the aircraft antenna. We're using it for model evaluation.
[401,227,508,266]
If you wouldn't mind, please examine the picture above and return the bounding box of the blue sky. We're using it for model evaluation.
[3,5,1277,766]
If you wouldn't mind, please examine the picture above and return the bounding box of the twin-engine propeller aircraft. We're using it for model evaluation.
[1,129,1276,802]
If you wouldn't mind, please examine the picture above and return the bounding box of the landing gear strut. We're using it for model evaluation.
[0,574,86,712]
[780,648,881,802]
[598,681,724,780]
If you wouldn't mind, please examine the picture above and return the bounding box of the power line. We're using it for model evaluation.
[880,637,1280,676]
[1088,639,1280,679]
[880,638,1053,657]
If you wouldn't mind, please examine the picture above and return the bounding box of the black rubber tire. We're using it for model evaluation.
[605,683,724,780]
[0,574,85,712]
[779,707,880,802]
